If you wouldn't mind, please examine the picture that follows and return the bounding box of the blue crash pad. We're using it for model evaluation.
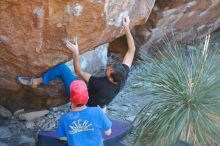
[38,119,132,146]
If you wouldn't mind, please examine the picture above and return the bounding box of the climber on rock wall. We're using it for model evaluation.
[17,16,136,112]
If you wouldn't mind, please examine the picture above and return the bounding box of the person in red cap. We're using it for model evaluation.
[56,80,112,146]
[17,16,135,111]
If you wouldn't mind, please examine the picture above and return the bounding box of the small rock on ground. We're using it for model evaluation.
[18,110,49,121]
[0,106,12,118]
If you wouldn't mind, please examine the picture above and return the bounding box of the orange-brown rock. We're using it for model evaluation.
[110,0,220,54]
[0,0,155,111]
[133,0,220,51]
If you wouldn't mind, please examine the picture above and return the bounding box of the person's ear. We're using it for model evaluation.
[109,77,118,85]
[109,67,115,73]
[109,68,113,72]
[112,80,118,85]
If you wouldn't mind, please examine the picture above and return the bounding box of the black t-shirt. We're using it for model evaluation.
[87,64,129,107]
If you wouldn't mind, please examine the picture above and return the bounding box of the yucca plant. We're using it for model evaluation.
[132,35,220,146]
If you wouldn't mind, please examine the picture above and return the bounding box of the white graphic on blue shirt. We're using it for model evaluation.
[69,119,94,134]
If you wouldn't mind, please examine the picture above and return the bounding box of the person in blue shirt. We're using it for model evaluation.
[56,80,112,146]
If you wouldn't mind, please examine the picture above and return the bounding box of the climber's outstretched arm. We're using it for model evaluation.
[122,16,136,68]
[66,39,91,84]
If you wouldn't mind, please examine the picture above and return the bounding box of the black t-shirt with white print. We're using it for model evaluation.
[87,64,129,107]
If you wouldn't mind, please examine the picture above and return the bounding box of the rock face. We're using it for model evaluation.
[110,0,220,54]
[133,0,220,50]
[0,0,155,110]
[2,0,220,110]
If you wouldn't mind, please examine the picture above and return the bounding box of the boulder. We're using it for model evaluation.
[133,0,220,50]
[110,0,220,54]
[0,0,155,110]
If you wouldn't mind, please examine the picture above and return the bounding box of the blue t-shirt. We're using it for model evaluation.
[56,107,112,146]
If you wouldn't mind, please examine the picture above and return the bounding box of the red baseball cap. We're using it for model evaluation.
[70,80,89,104]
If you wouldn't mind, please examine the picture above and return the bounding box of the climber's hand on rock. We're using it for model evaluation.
[123,16,130,30]
[66,37,79,56]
